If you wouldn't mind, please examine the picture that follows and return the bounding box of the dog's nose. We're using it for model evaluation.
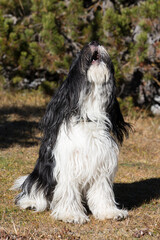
[89,41,99,46]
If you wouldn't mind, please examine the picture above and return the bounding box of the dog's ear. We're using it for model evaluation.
[41,80,69,131]
[109,98,131,145]
[41,80,71,144]
[41,74,84,146]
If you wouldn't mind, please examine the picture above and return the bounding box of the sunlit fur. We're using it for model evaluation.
[12,42,130,224]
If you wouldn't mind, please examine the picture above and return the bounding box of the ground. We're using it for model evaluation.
[0,86,160,240]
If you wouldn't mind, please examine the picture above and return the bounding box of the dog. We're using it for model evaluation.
[12,41,130,224]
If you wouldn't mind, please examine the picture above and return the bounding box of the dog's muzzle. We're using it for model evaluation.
[89,41,101,64]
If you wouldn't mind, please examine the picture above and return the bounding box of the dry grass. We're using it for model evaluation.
[0,86,160,239]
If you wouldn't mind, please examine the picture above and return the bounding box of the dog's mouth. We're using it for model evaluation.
[91,50,100,64]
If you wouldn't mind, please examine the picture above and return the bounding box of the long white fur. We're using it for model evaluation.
[11,175,48,212]
[12,45,128,223]
[16,184,48,212]
[49,46,128,223]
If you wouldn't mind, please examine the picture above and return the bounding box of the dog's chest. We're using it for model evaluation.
[79,82,110,122]
[53,120,116,183]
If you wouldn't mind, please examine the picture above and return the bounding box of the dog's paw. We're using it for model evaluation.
[93,208,128,221]
[64,215,89,224]
[15,194,47,212]
[113,209,128,221]
[51,210,89,224]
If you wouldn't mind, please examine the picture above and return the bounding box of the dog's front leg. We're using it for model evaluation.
[87,174,128,220]
[50,181,89,224]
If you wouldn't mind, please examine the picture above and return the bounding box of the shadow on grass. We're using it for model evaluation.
[0,106,45,149]
[114,178,160,210]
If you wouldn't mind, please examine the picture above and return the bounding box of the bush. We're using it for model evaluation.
[0,0,159,103]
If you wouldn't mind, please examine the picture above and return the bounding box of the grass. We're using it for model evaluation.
[0,85,160,239]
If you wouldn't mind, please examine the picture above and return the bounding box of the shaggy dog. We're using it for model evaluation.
[12,41,130,224]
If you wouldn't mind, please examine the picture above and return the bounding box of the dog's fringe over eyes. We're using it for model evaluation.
[12,41,131,224]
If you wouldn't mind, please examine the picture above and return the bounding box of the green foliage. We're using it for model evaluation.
[12,76,23,86]
[103,8,131,38]
[133,31,149,63]
[0,0,32,17]
[38,80,57,95]
[139,0,160,19]
[0,0,159,93]
[90,9,103,42]
[41,12,65,54]
[65,0,84,40]
[102,0,160,83]
[139,19,152,33]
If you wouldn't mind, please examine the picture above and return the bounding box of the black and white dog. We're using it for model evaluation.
[12,41,130,224]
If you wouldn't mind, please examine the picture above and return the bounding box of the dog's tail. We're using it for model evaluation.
[10,175,28,190]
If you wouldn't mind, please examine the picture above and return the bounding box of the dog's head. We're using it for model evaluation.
[70,41,114,83]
